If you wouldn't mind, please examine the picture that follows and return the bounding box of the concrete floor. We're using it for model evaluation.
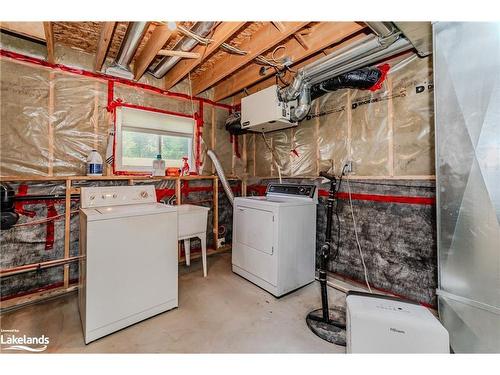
[0,253,346,353]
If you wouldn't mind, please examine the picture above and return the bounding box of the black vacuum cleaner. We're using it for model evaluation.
[306,170,347,346]
[1,183,19,230]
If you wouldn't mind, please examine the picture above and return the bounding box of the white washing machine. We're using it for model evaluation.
[79,185,178,344]
[232,183,318,297]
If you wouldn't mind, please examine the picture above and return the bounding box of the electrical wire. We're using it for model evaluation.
[187,71,196,117]
[331,164,348,260]
[346,175,372,293]
[177,25,213,45]
[220,43,247,55]
[271,45,287,65]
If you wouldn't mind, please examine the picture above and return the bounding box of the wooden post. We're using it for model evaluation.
[93,82,99,150]
[253,133,256,176]
[175,178,182,205]
[270,136,274,177]
[242,133,247,176]
[63,179,72,288]
[213,177,219,249]
[387,76,395,177]
[242,134,247,197]
[211,106,216,174]
[231,136,236,176]
[315,100,320,174]
[47,72,55,176]
[347,90,353,168]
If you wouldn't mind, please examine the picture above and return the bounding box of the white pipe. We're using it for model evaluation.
[206,150,234,205]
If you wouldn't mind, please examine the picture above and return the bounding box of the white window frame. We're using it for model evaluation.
[115,106,195,173]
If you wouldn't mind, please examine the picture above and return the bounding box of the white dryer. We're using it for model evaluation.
[79,185,178,344]
[232,183,317,297]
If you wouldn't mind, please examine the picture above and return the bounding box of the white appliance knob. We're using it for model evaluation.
[113,193,117,199]
[89,195,95,200]
[140,191,149,198]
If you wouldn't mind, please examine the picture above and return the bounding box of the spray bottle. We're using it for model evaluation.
[181,156,190,176]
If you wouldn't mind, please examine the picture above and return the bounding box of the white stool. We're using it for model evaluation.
[177,204,210,277]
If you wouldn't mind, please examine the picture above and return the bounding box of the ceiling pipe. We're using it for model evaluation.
[105,21,150,79]
[281,22,412,122]
[365,22,398,40]
[149,22,217,79]
[309,37,411,85]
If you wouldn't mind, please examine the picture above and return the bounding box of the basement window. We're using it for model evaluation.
[115,106,195,172]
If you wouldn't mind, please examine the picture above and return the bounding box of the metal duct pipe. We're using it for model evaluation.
[309,37,411,85]
[281,34,379,102]
[116,22,150,66]
[300,35,382,84]
[105,22,150,79]
[365,22,397,39]
[290,86,311,122]
[281,22,412,121]
[149,22,216,79]
[206,150,234,206]
[289,38,411,121]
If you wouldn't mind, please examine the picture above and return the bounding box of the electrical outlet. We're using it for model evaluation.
[344,161,354,174]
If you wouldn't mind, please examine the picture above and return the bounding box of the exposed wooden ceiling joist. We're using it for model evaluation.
[191,21,309,95]
[94,22,116,72]
[164,22,246,90]
[43,22,55,64]
[213,22,365,102]
[231,31,370,105]
[133,23,176,80]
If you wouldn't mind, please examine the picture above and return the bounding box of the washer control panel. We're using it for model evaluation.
[80,185,157,208]
[266,183,317,203]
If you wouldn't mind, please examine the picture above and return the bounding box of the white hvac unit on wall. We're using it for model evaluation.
[241,85,298,133]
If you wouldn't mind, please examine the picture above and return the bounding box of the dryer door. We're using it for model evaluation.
[234,205,274,255]
[233,204,278,286]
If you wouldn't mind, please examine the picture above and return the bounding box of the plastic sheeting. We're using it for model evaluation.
[249,54,434,178]
[214,107,233,175]
[114,84,194,115]
[0,56,233,177]
[0,59,109,176]
[391,55,435,175]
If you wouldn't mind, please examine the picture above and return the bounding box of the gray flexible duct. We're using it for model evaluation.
[206,150,234,206]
